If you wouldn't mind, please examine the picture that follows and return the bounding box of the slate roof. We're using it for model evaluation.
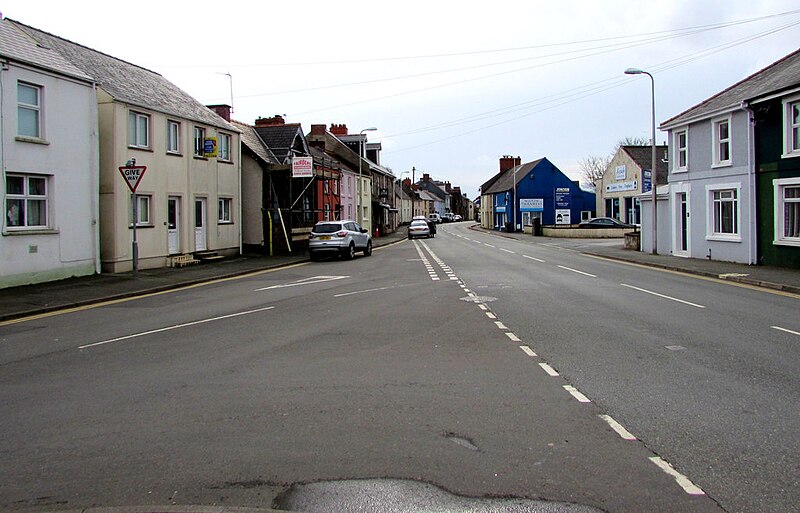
[483,159,544,195]
[232,120,278,165]
[255,124,307,164]
[9,19,235,131]
[661,47,800,128]
[621,145,669,184]
[0,18,92,82]
[417,190,440,203]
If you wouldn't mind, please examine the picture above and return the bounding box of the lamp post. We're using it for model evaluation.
[357,127,377,227]
[625,67,658,254]
[512,163,518,232]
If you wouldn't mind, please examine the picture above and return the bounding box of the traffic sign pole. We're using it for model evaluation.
[119,165,147,277]
[132,193,138,277]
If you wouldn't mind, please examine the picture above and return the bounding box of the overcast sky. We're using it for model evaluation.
[4,1,800,198]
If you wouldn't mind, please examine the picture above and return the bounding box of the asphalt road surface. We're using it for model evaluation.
[1,227,796,513]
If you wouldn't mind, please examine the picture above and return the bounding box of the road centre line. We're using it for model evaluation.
[495,321,508,330]
[649,457,706,495]
[78,306,276,349]
[505,332,522,342]
[484,243,496,248]
[523,255,546,263]
[557,265,597,278]
[334,285,401,298]
[599,415,637,441]
[485,312,497,319]
[621,283,705,309]
[500,248,515,254]
[772,325,800,336]
[539,363,560,376]
[520,345,537,357]
[563,385,591,403]
[256,275,348,291]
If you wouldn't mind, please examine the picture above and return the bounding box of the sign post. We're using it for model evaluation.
[119,164,147,276]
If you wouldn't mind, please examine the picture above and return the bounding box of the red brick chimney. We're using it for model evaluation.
[402,178,411,187]
[207,104,231,122]
[310,124,326,135]
[500,155,521,172]
[422,173,431,182]
[255,115,285,127]
[330,124,348,136]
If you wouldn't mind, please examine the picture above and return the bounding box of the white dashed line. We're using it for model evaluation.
[478,304,488,311]
[649,457,705,495]
[500,248,515,254]
[621,284,705,308]
[557,265,597,278]
[599,415,637,440]
[485,312,497,319]
[772,325,800,336]
[563,385,591,403]
[494,321,508,330]
[523,255,545,263]
[505,332,522,342]
[520,345,537,357]
[484,243,496,248]
[539,363,560,376]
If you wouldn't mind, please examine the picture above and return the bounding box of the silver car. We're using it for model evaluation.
[308,220,373,260]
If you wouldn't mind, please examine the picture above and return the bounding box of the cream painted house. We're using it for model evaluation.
[18,22,241,272]
[595,145,667,226]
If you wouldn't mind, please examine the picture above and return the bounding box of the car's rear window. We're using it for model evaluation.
[313,223,342,233]
[410,220,428,227]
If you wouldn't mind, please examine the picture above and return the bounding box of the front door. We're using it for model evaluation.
[675,191,690,257]
[194,198,207,251]
[168,197,180,255]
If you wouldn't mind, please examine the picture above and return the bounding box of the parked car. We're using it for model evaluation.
[427,213,442,224]
[578,217,636,229]
[452,214,462,222]
[408,219,431,239]
[308,220,372,260]
[440,213,454,223]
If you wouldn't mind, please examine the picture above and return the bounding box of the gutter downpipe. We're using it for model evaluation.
[741,100,757,265]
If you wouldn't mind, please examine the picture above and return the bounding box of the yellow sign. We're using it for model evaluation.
[203,137,218,158]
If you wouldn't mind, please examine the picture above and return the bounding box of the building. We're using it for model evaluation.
[595,145,668,225]
[1,18,99,288]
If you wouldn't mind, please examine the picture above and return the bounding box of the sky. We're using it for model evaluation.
[4,1,800,199]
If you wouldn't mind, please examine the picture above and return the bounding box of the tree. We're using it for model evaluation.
[579,137,651,190]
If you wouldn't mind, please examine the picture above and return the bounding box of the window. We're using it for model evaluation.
[18,82,42,138]
[5,174,48,229]
[713,117,731,166]
[674,129,688,171]
[783,97,800,157]
[218,133,231,161]
[128,111,150,148]
[218,197,232,223]
[705,183,740,242]
[167,120,181,154]
[130,195,152,226]
[194,127,206,157]
[324,203,331,221]
[774,178,800,246]
[324,180,330,194]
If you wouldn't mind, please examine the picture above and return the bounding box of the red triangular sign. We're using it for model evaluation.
[119,166,147,193]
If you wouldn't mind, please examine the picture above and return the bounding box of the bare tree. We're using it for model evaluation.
[615,136,650,148]
[579,154,612,190]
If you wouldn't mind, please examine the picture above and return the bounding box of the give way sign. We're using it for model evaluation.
[118,166,147,193]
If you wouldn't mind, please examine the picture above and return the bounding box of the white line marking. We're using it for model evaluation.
[649,457,705,495]
[500,248,515,254]
[563,385,591,403]
[79,306,276,349]
[485,312,497,319]
[520,345,537,357]
[495,321,508,330]
[505,332,522,342]
[478,304,488,311]
[557,265,597,278]
[334,286,395,298]
[621,284,705,308]
[523,255,545,263]
[599,415,637,440]
[256,275,347,291]
[772,326,800,336]
[484,244,496,248]
[539,363,560,376]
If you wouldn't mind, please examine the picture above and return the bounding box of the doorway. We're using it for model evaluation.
[194,197,207,252]
[168,197,180,255]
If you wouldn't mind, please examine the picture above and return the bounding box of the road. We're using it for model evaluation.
[1,225,797,513]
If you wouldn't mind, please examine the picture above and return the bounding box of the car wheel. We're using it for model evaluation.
[363,240,372,256]
[343,243,355,260]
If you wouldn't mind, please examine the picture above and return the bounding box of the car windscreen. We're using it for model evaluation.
[410,221,428,227]
[312,223,342,234]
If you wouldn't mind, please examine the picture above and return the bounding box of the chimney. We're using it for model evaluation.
[310,124,326,135]
[422,173,431,181]
[330,123,348,136]
[500,155,521,172]
[207,104,231,122]
[403,178,411,187]
[255,115,285,127]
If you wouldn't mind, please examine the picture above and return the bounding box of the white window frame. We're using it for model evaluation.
[673,128,688,173]
[218,197,232,223]
[324,202,331,221]
[129,194,152,227]
[5,173,49,230]
[712,116,732,167]
[782,94,800,158]
[128,111,150,149]
[705,183,741,242]
[773,177,800,246]
[194,126,206,157]
[18,82,42,139]
[167,120,181,154]
[218,132,232,162]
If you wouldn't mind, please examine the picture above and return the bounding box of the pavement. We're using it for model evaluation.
[2,224,799,324]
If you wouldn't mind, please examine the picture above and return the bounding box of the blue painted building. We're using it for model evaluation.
[482,158,596,230]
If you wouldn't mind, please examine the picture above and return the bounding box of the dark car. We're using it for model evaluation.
[578,217,636,229]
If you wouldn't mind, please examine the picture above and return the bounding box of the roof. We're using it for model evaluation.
[255,124,308,164]
[417,190,440,203]
[661,47,800,128]
[0,19,92,82]
[9,19,235,131]
[231,120,278,165]
[483,159,544,195]
[620,145,669,184]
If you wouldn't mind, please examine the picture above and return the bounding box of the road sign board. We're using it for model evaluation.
[119,166,147,193]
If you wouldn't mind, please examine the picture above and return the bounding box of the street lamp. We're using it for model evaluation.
[357,127,377,227]
[625,67,658,254]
